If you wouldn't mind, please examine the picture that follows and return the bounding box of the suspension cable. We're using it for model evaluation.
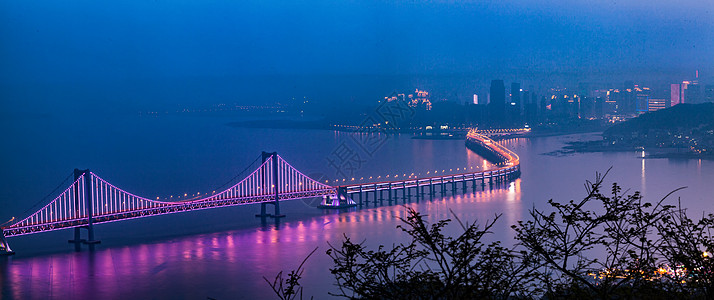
[17,171,74,218]
[212,154,263,192]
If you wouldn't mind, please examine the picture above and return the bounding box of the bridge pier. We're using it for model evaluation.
[256,201,285,218]
[0,230,14,256]
[68,225,101,251]
[429,179,435,196]
[402,182,407,201]
[414,179,419,200]
[358,187,363,206]
[373,184,379,204]
[388,185,393,203]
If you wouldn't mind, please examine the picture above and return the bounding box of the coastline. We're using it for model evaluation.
[560,140,714,160]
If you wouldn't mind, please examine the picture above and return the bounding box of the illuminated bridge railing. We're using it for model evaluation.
[3,155,335,237]
[2,131,521,243]
[342,167,519,194]
[341,130,521,195]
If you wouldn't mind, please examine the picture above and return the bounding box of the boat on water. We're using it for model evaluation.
[317,193,357,209]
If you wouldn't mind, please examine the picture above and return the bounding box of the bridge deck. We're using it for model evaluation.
[2,130,520,241]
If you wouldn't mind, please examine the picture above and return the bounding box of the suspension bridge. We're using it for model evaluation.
[0,130,520,255]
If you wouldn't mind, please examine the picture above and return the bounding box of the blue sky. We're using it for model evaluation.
[1,0,712,108]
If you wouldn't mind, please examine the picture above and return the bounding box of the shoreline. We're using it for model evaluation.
[560,140,714,160]
[229,119,608,140]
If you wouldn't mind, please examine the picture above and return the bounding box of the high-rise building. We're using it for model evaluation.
[511,83,521,107]
[580,96,594,119]
[648,99,668,111]
[622,81,636,114]
[603,89,619,115]
[488,80,506,124]
[681,81,690,103]
[705,85,714,103]
[671,84,682,106]
[509,82,521,123]
[473,94,479,105]
[635,86,650,113]
[685,82,702,104]
[593,97,604,119]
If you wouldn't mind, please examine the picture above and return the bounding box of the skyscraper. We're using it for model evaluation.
[685,82,701,104]
[488,80,506,125]
[510,82,521,123]
[511,83,521,107]
[705,85,714,103]
[635,86,650,113]
[622,81,636,114]
[671,84,681,106]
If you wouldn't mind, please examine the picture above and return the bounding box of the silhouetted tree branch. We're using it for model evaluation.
[265,171,714,299]
[264,247,318,300]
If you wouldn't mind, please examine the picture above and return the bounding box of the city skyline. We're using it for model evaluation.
[2,0,713,115]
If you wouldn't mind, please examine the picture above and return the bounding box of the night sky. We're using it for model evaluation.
[1,0,713,110]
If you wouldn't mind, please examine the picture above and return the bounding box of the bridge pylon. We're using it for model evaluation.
[255,152,286,218]
[67,169,101,251]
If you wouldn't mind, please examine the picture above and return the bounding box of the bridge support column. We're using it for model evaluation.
[415,181,420,198]
[0,230,14,256]
[68,169,101,251]
[358,187,363,206]
[373,184,378,204]
[388,184,392,203]
[69,227,84,251]
[402,183,407,201]
[255,152,285,218]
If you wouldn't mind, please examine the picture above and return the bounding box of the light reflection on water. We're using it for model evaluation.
[2,118,713,300]
[2,181,521,300]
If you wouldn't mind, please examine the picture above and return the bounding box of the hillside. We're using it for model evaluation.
[601,103,713,156]
[605,103,714,136]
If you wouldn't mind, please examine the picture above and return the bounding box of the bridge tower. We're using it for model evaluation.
[256,152,285,218]
[68,169,101,251]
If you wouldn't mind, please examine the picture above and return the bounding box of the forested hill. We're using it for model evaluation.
[605,103,714,136]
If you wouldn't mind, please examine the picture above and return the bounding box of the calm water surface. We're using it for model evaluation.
[1,114,712,299]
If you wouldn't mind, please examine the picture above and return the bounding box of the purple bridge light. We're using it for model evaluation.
[1,131,521,255]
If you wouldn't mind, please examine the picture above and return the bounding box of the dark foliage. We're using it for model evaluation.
[267,171,714,299]
[326,208,538,299]
[264,247,318,300]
